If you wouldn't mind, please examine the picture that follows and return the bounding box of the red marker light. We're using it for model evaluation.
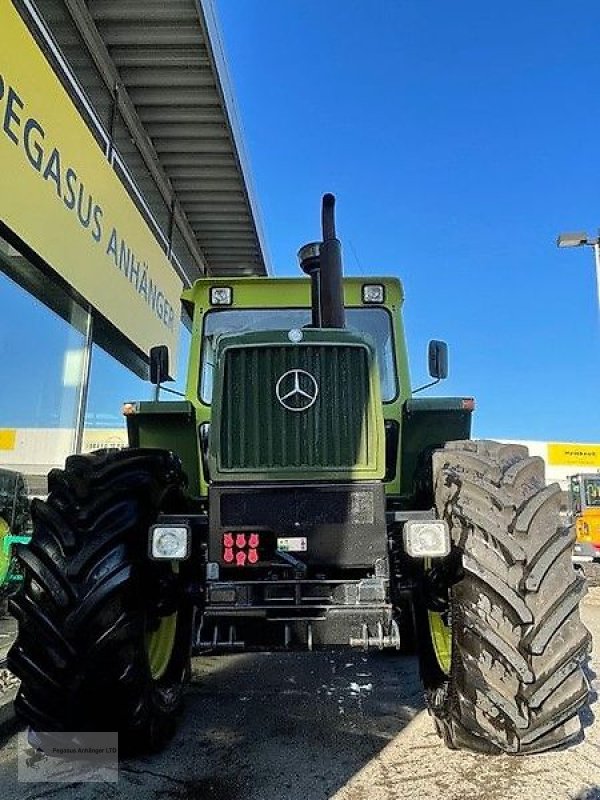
[223,547,234,563]
[248,533,260,549]
[248,548,259,564]
[223,533,234,548]
[236,550,247,566]
[235,533,247,549]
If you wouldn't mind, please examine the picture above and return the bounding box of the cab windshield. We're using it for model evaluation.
[200,307,398,403]
[583,477,600,508]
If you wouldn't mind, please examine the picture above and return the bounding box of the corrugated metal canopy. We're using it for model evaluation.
[37,0,270,279]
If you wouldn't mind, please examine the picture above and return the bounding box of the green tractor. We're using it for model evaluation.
[8,195,590,754]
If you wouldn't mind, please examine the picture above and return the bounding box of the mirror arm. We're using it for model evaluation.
[411,377,441,395]
[159,386,186,398]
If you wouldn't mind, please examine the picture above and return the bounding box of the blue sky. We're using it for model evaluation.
[217,0,600,442]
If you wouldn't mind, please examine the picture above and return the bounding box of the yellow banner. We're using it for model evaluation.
[547,443,600,468]
[82,428,128,453]
[0,429,16,450]
[0,1,182,371]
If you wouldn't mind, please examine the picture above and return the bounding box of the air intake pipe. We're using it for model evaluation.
[297,193,346,328]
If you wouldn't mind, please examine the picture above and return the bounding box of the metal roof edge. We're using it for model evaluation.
[195,0,273,276]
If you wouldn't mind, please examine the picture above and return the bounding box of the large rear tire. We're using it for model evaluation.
[419,440,591,754]
[7,448,193,753]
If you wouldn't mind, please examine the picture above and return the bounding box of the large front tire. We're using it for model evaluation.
[8,448,193,753]
[420,440,591,754]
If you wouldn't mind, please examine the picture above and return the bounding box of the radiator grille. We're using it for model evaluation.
[218,344,376,473]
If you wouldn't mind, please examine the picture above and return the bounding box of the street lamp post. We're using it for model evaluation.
[556,230,600,310]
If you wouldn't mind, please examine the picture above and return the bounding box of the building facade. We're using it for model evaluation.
[0,0,268,503]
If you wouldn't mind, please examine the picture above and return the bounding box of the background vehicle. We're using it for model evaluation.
[9,195,590,755]
[570,473,600,585]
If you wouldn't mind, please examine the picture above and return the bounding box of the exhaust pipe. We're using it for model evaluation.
[319,193,345,328]
[297,193,346,328]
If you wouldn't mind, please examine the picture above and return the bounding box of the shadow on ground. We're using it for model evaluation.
[0,650,426,800]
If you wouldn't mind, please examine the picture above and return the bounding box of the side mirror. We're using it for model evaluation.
[428,340,448,380]
[149,345,170,385]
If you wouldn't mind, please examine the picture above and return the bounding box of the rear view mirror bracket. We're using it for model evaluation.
[149,345,170,401]
[412,340,449,394]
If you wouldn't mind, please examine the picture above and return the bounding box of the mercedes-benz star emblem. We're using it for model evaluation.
[275,369,319,412]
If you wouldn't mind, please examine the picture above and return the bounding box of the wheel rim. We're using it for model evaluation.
[0,518,10,586]
[146,611,178,681]
[428,610,452,675]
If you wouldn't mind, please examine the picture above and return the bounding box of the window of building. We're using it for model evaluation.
[0,234,90,493]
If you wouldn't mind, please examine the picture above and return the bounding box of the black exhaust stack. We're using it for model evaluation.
[298,193,345,328]
[319,193,346,328]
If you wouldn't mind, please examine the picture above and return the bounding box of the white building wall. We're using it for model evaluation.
[498,440,600,492]
[0,427,128,479]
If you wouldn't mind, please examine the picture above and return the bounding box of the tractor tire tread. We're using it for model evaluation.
[425,439,591,754]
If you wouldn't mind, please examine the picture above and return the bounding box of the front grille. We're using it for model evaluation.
[218,343,376,473]
[221,487,376,527]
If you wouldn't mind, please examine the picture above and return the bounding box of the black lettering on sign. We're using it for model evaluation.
[118,238,132,278]
[139,266,148,299]
[92,205,103,242]
[3,86,23,145]
[63,166,77,210]
[42,147,61,197]
[23,117,44,171]
[0,74,177,333]
[76,183,92,228]
[106,227,118,265]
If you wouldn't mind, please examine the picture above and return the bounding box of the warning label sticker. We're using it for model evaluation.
[277,537,307,552]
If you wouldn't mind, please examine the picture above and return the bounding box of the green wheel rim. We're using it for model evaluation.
[428,610,452,675]
[0,518,11,586]
[146,562,179,681]
[146,611,178,681]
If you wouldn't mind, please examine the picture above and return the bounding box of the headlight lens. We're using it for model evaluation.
[150,526,190,560]
[362,284,385,304]
[210,287,232,305]
[403,520,450,558]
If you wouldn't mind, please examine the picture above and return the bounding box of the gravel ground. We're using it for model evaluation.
[0,612,18,699]
[0,589,597,799]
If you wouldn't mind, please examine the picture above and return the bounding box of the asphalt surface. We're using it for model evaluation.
[0,591,598,800]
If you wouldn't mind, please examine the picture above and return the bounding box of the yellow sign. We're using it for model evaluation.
[0,429,16,450]
[82,428,128,453]
[547,443,600,468]
[0,1,182,371]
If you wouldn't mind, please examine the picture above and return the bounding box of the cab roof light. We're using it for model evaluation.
[362,284,385,304]
[462,398,476,411]
[210,287,233,306]
[122,402,137,416]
